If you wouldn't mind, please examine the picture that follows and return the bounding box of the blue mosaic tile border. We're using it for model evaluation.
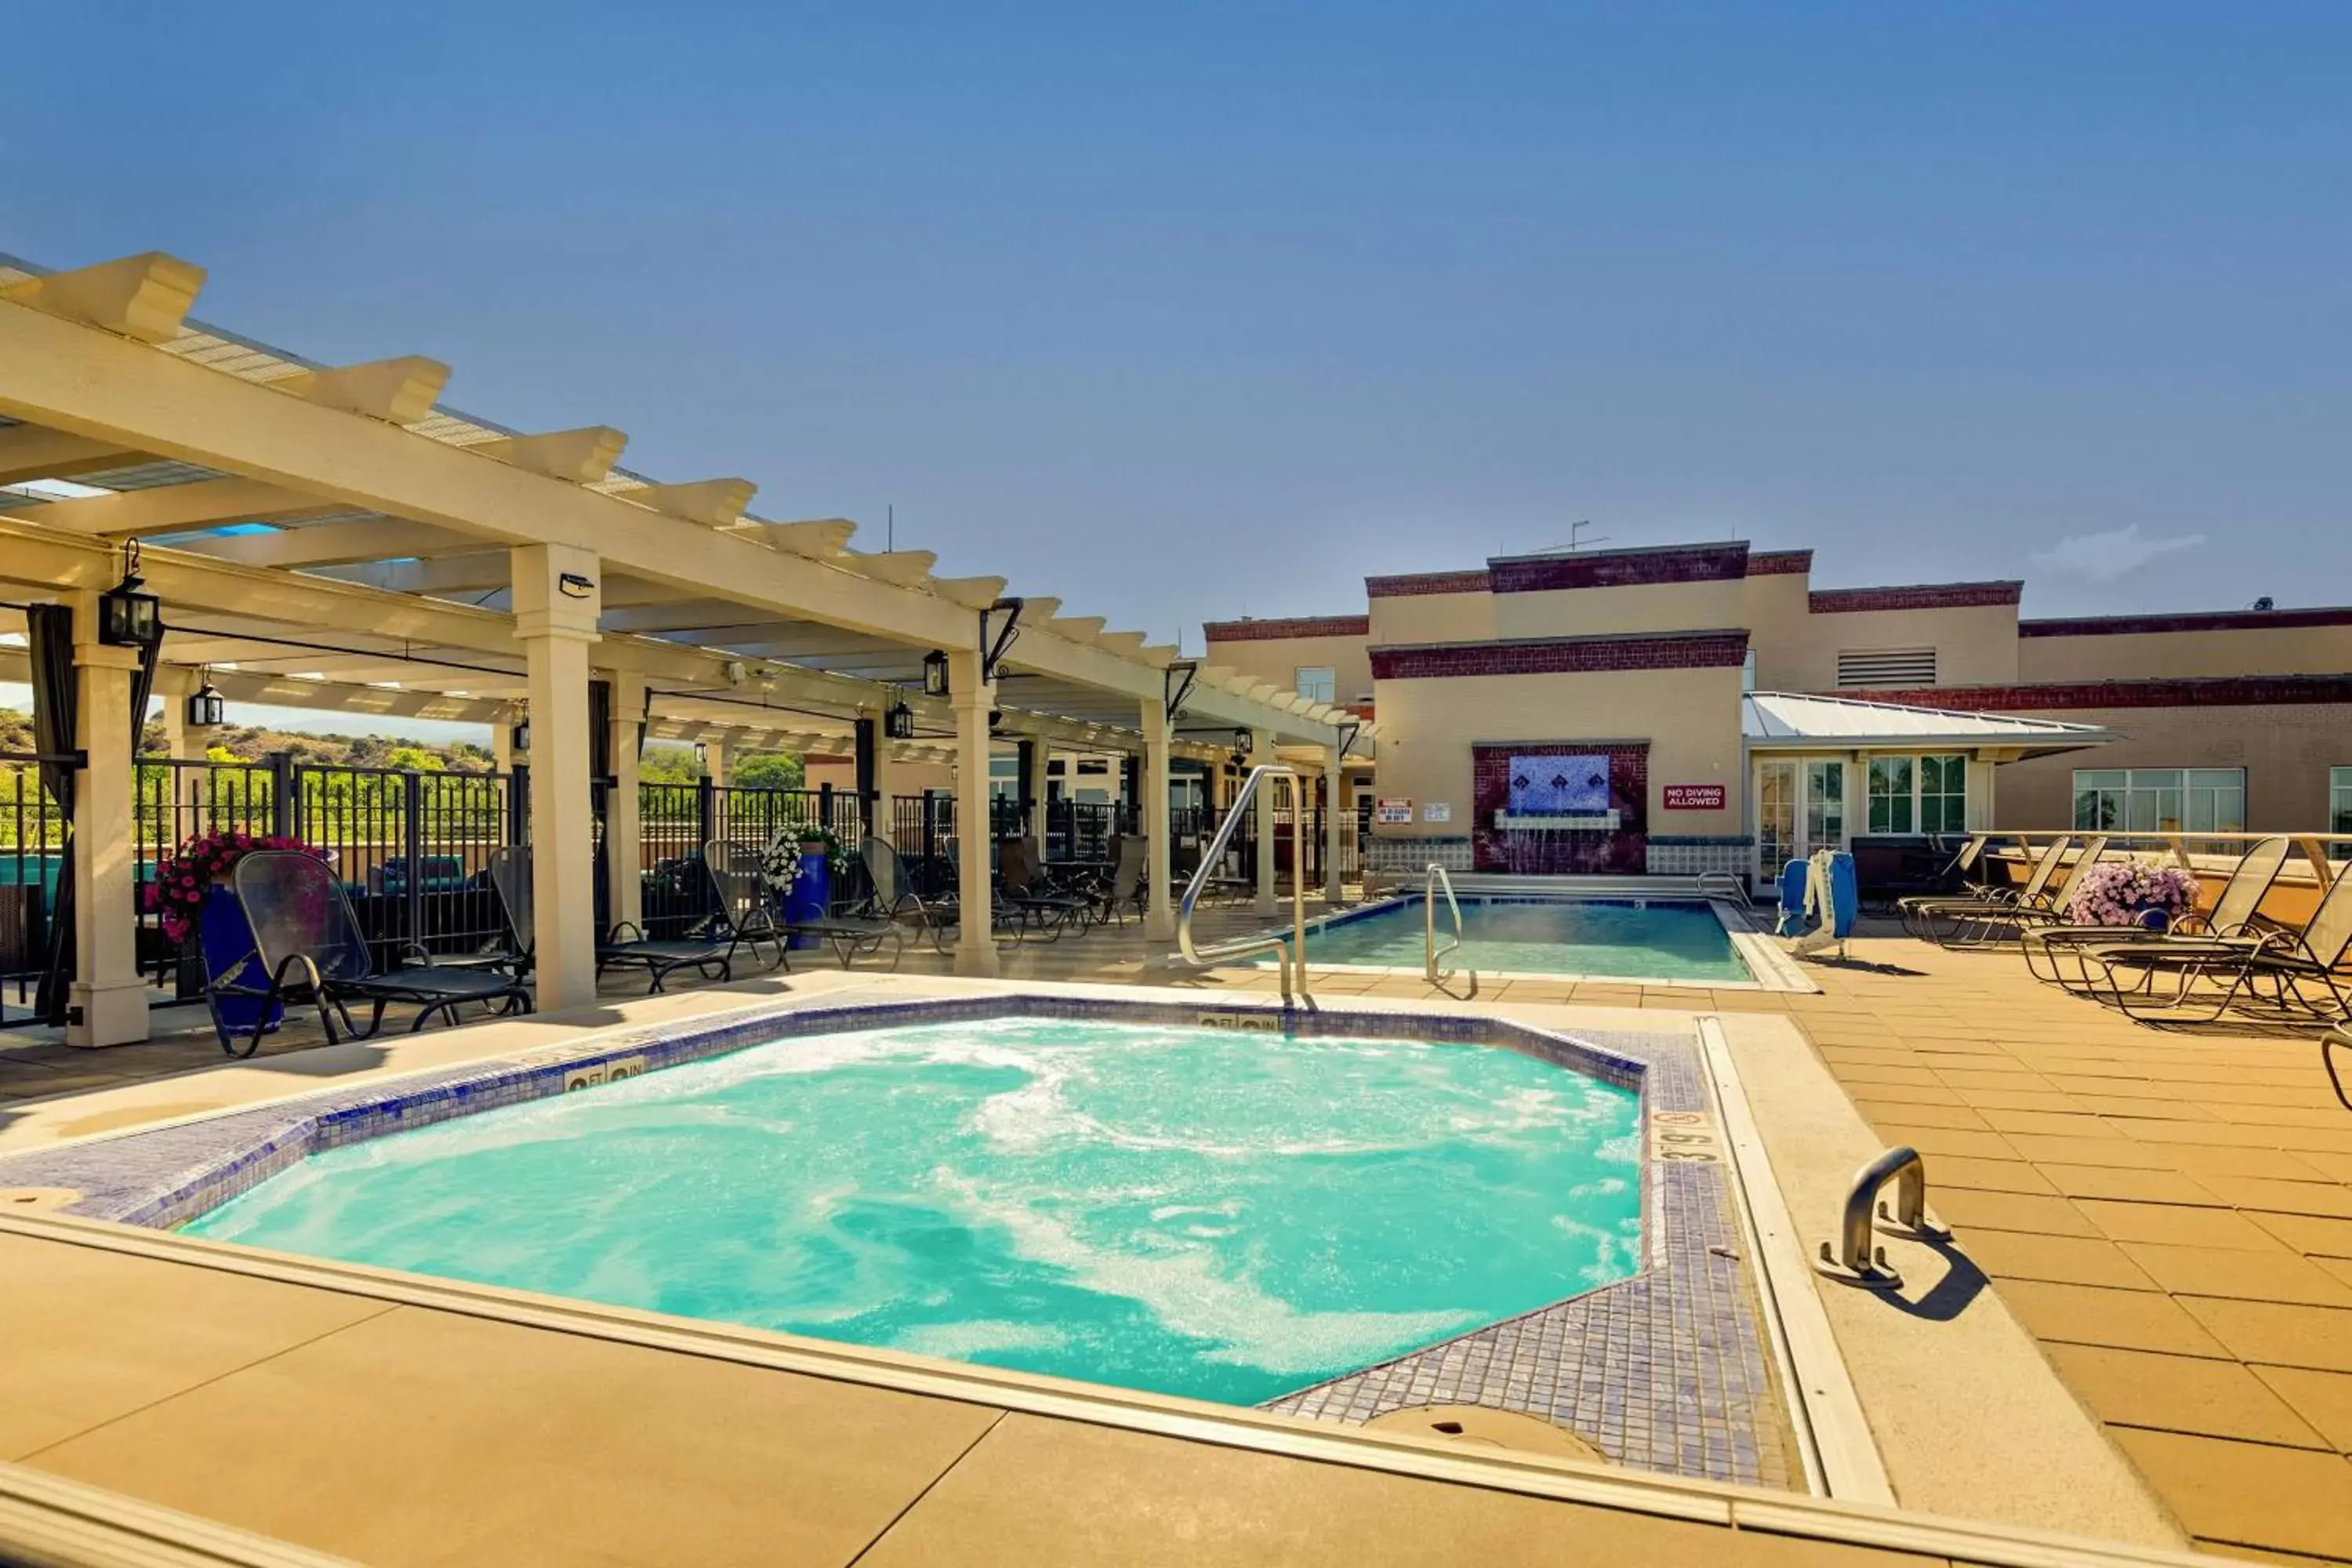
[0,996,1792,1490]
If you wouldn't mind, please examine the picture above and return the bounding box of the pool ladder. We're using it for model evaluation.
[1425,864,1468,986]
[1176,764,1312,1003]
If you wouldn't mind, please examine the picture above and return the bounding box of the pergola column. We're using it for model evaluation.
[601,668,645,937]
[157,681,220,817]
[951,648,1000,977]
[702,735,730,787]
[67,593,148,1047]
[1251,726,1277,916]
[1323,747,1346,905]
[513,544,601,1010]
[493,713,521,775]
[1141,699,1175,941]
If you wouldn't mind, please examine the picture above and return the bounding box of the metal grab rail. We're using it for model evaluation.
[1813,1145,1953,1290]
[1177,764,1310,1003]
[1697,869,1752,908]
[1425,863,1467,985]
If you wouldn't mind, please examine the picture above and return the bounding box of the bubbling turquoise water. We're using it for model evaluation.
[1294,898,1751,982]
[186,1018,1642,1405]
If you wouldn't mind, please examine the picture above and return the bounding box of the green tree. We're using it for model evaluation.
[731,752,805,791]
[383,746,446,773]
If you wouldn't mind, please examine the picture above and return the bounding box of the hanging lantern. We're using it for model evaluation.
[510,720,532,753]
[185,681,227,728]
[885,699,916,740]
[921,649,950,698]
[97,542,162,648]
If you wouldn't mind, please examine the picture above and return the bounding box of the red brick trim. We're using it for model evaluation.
[1809,581,2024,614]
[1487,542,1749,593]
[1201,615,1370,643]
[1748,549,1813,576]
[1364,569,1491,598]
[2020,607,2352,637]
[1371,630,1750,681]
[1834,674,2352,711]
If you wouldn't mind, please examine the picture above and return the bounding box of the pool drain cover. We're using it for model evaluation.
[1366,1405,1606,1462]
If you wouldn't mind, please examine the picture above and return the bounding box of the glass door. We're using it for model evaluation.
[1803,760,1847,858]
[1756,761,1797,880]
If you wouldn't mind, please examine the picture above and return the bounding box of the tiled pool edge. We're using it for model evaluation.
[0,995,1795,1492]
[1262,1024,1798,1490]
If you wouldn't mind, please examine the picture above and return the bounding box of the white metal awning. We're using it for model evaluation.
[1742,691,2114,758]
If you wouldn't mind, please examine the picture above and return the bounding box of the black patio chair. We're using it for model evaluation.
[210,849,531,1058]
[488,846,740,995]
[861,835,951,953]
[705,840,902,969]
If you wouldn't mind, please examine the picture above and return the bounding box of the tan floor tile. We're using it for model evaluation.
[2118,1243,2352,1308]
[1830,1065,1944,1087]
[2044,1344,2327,1448]
[1999,1134,2180,1171]
[2163,1145,2334,1182]
[2252,1212,2352,1260]
[2107,1428,2352,1560]
[2199,1177,2352,1221]
[1994,1280,2231,1357]
[1861,1124,2021,1160]
[1951,1090,2092,1114]
[33,1304,1004,1567]
[0,1236,395,1462]
[2254,1367,2352,1452]
[1933,1069,2056,1093]
[2077,1202,2292,1253]
[1955,1230,2157,1290]
[2190,1538,2352,1565]
[2180,1298,2352,1374]
[1928,1156,2057,1195]
[2035,1164,2223,1206]
[2286,1149,2352,1183]
[1849,1100,1991,1131]
[1976,1109,2118,1138]
[1933,1187,2098,1238]
[856,1414,1935,1568]
[1841,1081,1968,1107]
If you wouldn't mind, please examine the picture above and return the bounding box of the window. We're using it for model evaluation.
[2330,767,2352,854]
[1867,757,1914,833]
[2073,768,2245,834]
[1836,648,1936,688]
[988,754,1019,800]
[1863,753,1967,835]
[1294,666,1336,704]
[1919,754,1969,833]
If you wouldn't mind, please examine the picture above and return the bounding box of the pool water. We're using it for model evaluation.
[1295,898,1751,982]
[186,1018,1642,1406]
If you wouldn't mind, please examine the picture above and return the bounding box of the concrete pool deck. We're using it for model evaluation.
[2,904,2348,1563]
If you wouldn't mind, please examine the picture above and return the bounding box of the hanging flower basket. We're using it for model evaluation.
[2065,861,2199,931]
[146,829,325,943]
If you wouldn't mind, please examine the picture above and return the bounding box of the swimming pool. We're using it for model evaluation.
[183,1015,1642,1406]
[1290,897,1753,984]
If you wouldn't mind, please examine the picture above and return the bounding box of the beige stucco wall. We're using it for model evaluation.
[1742,572,1816,688]
[2020,625,2352,682]
[1777,603,2022,691]
[804,755,957,797]
[1488,579,1750,641]
[1203,632,1374,708]
[1367,590,1497,647]
[1986,704,2347,832]
[1370,664,1744,839]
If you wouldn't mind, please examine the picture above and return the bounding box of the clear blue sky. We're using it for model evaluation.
[9,1,2348,665]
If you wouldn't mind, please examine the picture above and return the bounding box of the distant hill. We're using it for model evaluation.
[2,707,797,788]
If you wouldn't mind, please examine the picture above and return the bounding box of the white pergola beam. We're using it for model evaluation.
[274,357,451,425]
[0,424,136,485]
[0,476,328,538]
[466,426,627,483]
[175,518,483,568]
[0,252,204,343]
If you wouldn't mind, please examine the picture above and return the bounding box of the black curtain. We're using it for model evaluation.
[587,678,612,784]
[27,605,77,1026]
[130,635,161,756]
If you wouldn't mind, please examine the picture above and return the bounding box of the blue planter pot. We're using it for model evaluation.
[780,851,829,950]
[199,884,284,1036]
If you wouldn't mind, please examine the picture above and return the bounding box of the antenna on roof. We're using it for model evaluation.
[887,504,894,554]
[1525,521,1610,557]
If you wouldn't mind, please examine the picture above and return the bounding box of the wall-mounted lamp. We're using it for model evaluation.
[922,649,950,699]
[510,720,532,753]
[884,698,916,740]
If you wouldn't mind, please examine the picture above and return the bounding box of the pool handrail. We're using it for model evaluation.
[1425,862,1467,985]
[1177,764,1310,1003]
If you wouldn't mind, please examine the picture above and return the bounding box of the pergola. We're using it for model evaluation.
[0,251,1375,1043]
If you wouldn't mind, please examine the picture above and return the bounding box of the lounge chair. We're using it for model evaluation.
[1934,837,2110,949]
[996,834,1091,940]
[705,840,900,969]
[2323,1025,2352,1112]
[209,848,532,1058]
[1091,833,1151,925]
[2022,837,2291,989]
[860,835,951,953]
[1892,834,1994,927]
[1904,836,2087,947]
[488,846,740,994]
[2076,859,2352,1027]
